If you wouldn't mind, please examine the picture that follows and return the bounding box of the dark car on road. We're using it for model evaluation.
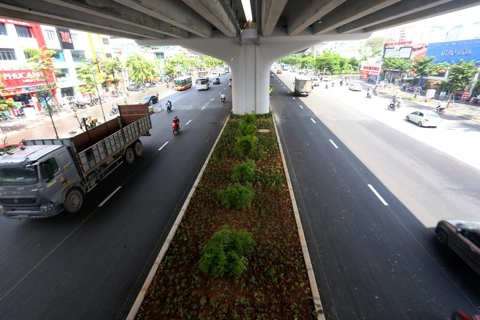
[213,78,220,84]
[435,219,480,276]
[139,95,158,105]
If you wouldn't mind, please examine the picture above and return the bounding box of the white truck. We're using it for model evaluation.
[294,77,313,96]
[0,104,152,219]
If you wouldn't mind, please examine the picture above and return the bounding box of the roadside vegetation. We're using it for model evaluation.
[135,113,316,319]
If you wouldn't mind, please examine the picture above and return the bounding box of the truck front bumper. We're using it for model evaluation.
[0,203,60,219]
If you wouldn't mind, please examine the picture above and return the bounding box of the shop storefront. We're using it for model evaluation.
[0,69,57,116]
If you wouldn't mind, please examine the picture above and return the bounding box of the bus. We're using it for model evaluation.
[195,78,210,91]
[173,76,192,91]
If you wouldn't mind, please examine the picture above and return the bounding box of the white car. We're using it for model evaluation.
[349,83,362,91]
[311,77,320,86]
[406,110,441,128]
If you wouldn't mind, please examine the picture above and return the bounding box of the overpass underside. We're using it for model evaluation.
[1,0,478,114]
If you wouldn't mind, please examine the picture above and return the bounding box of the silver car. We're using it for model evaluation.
[406,110,441,127]
[435,219,480,276]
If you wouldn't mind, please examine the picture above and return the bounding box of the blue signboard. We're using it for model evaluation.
[426,39,480,65]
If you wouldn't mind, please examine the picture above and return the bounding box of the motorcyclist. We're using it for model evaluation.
[366,87,373,98]
[220,93,226,102]
[437,101,447,113]
[172,116,180,130]
[166,100,172,112]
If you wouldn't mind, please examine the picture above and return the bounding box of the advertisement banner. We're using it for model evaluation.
[426,40,480,64]
[0,70,49,88]
[56,27,75,50]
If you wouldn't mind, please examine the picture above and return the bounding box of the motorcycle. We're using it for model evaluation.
[366,92,372,99]
[172,121,180,135]
[166,102,172,113]
[436,102,446,114]
[325,84,329,89]
[451,310,480,320]
[221,96,226,103]
[74,101,89,109]
[110,104,119,116]
[388,102,396,111]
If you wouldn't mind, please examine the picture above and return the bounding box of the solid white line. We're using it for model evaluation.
[368,184,389,206]
[329,139,338,149]
[99,186,122,207]
[299,105,303,109]
[310,118,316,123]
[201,106,206,110]
[158,141,168,151]
[186,119,192,126]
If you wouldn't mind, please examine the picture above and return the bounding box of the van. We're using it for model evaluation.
[311,76,320,86]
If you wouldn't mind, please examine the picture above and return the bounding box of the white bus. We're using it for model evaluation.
[195,78,210,91]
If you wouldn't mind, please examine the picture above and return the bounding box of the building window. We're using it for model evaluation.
[24,50,33,59]
[0,48,16,60]
[71,50,86,62]
[15,25,33,38]
[106,53,112,58]
[56,68,70,80]
[102,38,109,45]
[0,23,7,36]
[45,29,56,40]
[52,49,65,62]
[71,33,78,42]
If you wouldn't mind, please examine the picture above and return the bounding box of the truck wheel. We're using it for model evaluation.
[133,140,143,157]
[64,189,83,213]
[124,147,135,164]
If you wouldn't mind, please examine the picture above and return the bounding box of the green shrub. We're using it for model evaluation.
[236,135,258,158]
[238,122,256,136]
[231,160,255,183]
[218,182,254,210]
[199,226,254,278]
[242,112,257,125]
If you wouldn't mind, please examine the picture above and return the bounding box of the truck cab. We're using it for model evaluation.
[0,145,81,218]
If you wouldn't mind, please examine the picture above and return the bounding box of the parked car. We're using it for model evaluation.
[139,95,158,105]
[435,219,480,276]
[406,110,441,128]
[349,83,362,91]
[213,78,220,84]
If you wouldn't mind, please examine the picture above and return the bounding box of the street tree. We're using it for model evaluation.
[100,57,123,92]
[381,57,412,81]
[199,55,223,70]
[358,37,385,60]
[125,54,157,87]
[163,54,200,78]
[411,56,436,97]
[24,47,60,138]
[447,59,477,101]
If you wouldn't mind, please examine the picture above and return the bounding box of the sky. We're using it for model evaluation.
[409,4,480,28]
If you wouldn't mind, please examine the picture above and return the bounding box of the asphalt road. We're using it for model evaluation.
[272,72,480,319]
[0,76,231,319]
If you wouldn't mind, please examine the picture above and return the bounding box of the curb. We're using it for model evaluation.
[126,114,231,320]
[271,107,325,320]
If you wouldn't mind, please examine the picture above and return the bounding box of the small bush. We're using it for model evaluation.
[242,113,257,125]
[199,226,254,278]
[218,182,254,210]
[236,135,258,158]
[238,122,256,136]
[231,160,255,183]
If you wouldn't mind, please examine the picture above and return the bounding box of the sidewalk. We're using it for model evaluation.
[379,86,480,122]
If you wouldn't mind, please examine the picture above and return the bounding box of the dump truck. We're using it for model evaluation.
[0,104,152,219]
[294,77,313,96]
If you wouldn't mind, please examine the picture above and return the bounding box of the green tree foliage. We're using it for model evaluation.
[76,60,104,105]
[163,53,200,78]
[381,58,412,79]
[411,57,436,79]
[231,160,255,183]
[200,55,224,69]
[218,182,255,210]
[358,37,385,60]
[125,53,157,85]
[0,83,15,111]
[199,226,254,278]
[24,47,60,138]
[236,135,258,158]
[447,60,478,94]
[100,57,123,90]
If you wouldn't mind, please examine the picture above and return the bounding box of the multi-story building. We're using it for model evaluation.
[0,17,114,114]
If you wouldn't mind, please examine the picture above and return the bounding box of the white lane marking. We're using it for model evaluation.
[310,118,316,123]
[299,105,303,109]
[158,141,169,151]
[293,97,296,100]
[368,184,389,206]
[210,98,214,101]
[201,106,206,110]
[99,186,122,207]
[186,119,192,126]
[329,139,338,149]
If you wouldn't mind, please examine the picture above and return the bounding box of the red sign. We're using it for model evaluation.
[0,69,51,88]
[461,91,470,100]
[385,41,413,48]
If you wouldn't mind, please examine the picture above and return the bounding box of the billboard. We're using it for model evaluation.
[384,47,413,59]
[426,39,480,64]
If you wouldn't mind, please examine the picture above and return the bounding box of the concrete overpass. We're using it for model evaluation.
[1,0,478,114]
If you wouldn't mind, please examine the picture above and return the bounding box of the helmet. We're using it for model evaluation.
[174,116,178,120]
